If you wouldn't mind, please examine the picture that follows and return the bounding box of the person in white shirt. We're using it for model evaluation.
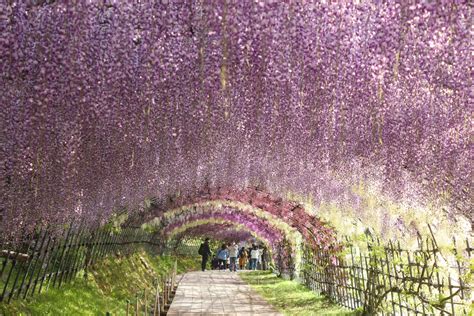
[228,241,239,272]
[250,246,259,270]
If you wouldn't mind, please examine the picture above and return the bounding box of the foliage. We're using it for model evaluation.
[301,236,472,315]
[102,211,129,234]
[0,251,199,315]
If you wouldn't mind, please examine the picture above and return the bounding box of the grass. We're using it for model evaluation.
[239,271,358,316]
[0,250,199,315]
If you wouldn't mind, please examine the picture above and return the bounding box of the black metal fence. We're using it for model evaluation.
[301,233,472,315]
[0,221,162,304]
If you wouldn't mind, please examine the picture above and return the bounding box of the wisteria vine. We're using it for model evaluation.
[1,1,472,242]
[168,222,255,244]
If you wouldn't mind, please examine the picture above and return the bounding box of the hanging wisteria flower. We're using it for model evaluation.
[1,1,471,244]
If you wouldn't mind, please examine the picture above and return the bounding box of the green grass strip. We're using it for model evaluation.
[0,251,199,315]
[239,271,357,316]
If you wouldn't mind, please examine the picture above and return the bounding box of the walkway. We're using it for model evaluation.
[167,271,282,316]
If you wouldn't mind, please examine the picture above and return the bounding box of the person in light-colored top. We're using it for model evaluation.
[228,242,239,272]
[250,246,259,270]
[257,246,263,270]
[217,244,229,270]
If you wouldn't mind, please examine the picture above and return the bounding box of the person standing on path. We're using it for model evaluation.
[238,246,248,270]
[250,246,259,270]
[228,241,239,272]
[217,244,229,270]
[198,238,212,271]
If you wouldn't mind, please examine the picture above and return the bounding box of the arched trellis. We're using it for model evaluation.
[164,219,275,248]
[145,206,299,270]
[159,217,297,276]
[160,212,286,245]
[168,222,256,244]
[158,204,296,242]
[132,187,338,251]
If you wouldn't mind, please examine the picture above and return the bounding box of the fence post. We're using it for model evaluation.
[168,275,172,302]
[173,260,177,289]
[154,277,161,316]
[383,241,396,314]
[144,288,148,315]
[135,294,139,316]
[161,278,166,313]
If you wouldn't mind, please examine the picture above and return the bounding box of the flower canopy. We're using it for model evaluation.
[139,188,335,248]
[166,222,256,244]
[1,1,471,242]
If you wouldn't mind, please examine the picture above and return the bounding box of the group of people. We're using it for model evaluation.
[198,238,268,272]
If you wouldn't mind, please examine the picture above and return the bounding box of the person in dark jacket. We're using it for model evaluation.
[198,238,212,271]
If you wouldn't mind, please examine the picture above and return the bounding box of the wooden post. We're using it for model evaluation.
[135,294,139,316]
[144,289,147,315]
[165,278,168,305]
[153,278,161,316]
[167,276,171,301]
[161,279,166,313]
[383,241,396,314]
[173,260,177,289]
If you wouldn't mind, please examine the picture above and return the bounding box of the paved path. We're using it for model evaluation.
[167,271,282,316]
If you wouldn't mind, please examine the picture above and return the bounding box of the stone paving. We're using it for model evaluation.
[167,271,282,316]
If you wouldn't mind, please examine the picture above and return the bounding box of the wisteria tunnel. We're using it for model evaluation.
[0,1,472,315]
